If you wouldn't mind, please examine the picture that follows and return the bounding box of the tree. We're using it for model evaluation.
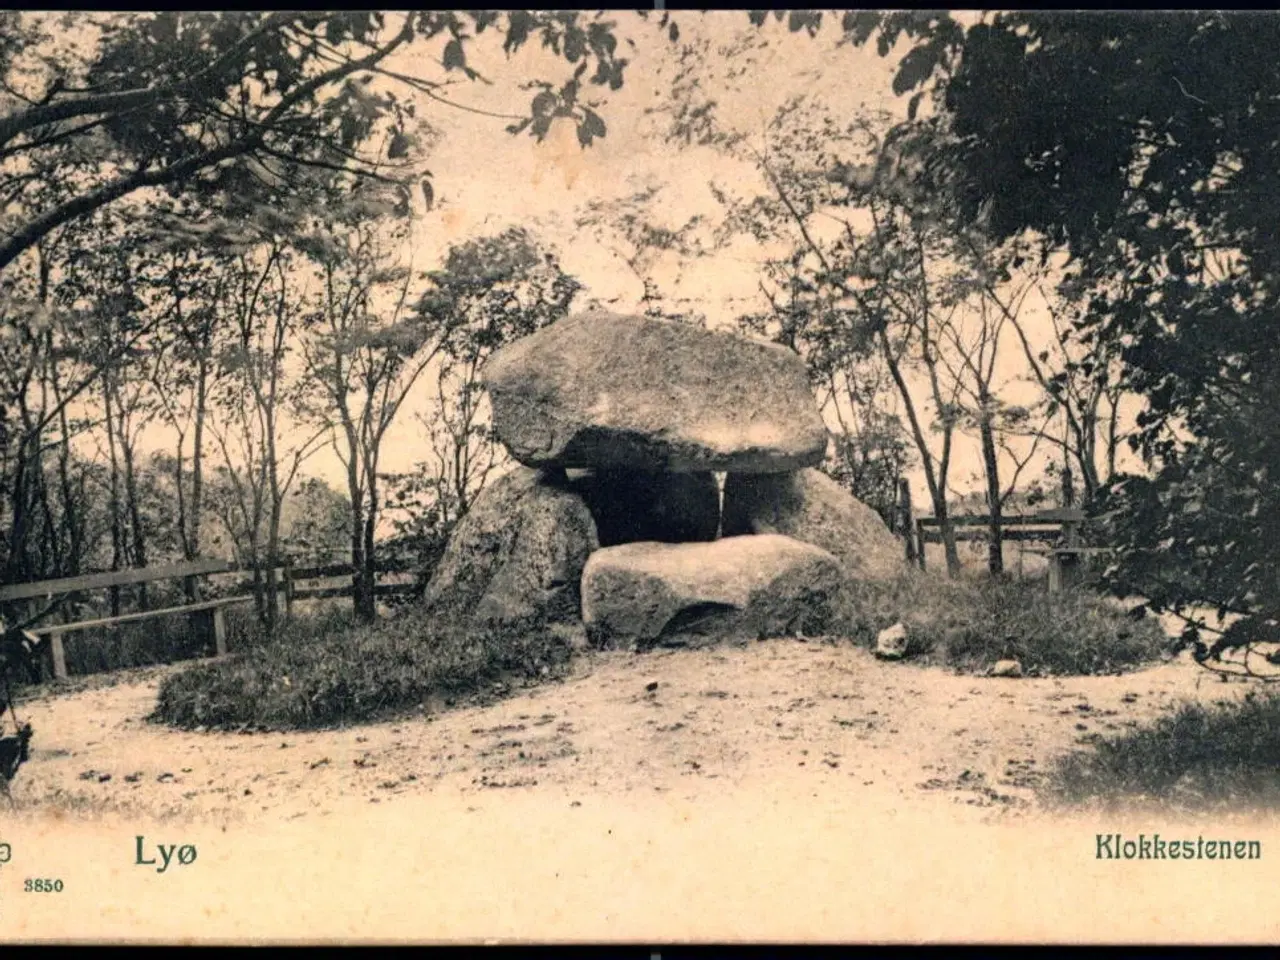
[209,237,324,628]
[834,11,1280,672]
[712,105,995,576]
[418,225,582,515]
[933,292,1047,574]
[981,269,1128,507]
[144,236,231,600]
[295,194,447,624]
[0,11,639,274]
[279,476,351,568]
[383,227,582,582]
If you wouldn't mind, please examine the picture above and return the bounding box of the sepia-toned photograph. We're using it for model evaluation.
[1,9,1278,944]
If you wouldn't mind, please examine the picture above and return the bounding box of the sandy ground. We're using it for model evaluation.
[3,640,1259,824]
[2,640,1279,943]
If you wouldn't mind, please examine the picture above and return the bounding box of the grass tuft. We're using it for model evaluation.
[829,571,1167,676]
[150,604,573,731]
[1045,690,1280,812]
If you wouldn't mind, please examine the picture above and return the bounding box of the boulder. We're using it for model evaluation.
[567,468,720,546]
[721,468,903,580]
[991,659,1024,678]
[580,534,844,650]
[483,311,828,473]
[875,622,909,660]
[420,466,599,628]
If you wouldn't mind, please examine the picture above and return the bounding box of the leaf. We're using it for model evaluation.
[564,27,585,62]
[387,129,411,159]
[893,44,939,95]
[842,11,881,45]
[339,113,359,148]
[668,22,679,44]
[907,91,923,121]
[608,59,626,91]
[577,108,607,147]
[532,91,557,117]
[442,38,465,71]
[421,179,434,211]
[788,11,819,35]
[504,11,532,52]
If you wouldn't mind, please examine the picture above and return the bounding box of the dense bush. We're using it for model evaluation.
[1046,691,1280,812]
[829,572,1168,676]
[150,605,574,731]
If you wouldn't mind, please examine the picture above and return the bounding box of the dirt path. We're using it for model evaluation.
[4,641,1278,943]
[5,639,1254,825]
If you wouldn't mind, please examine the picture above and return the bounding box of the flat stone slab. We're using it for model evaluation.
[483,311,829,472]
[580,534,844,650]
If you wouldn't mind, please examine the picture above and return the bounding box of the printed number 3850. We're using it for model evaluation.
[24,878,63,893]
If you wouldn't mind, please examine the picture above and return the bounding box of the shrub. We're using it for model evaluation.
[829,572,1167,676]
[150,606,573,731]
[1045,691,1280,812]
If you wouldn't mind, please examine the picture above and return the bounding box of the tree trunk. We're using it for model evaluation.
[121,427,149,609]
[878,331,960,578]
[346,446,367,622]
[185,349,209,602]
[1104,389,1121,486]
[898,478,916,566]
[350,500,368,621]
[264,455,283,632]
[265,511,281,632]
[55,386,82,575]
[47,329,83,576]
[102,376,124,617]
[935,498,961,576]
[5,437,30,584]
[356,475,378,624]
[978,407,1004,576]
[262,389,283,631]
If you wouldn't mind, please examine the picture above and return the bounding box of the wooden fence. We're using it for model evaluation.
[0,555,420,681]
[912,507,1112,592]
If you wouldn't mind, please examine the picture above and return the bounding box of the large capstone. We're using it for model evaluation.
[420,466,599,628]
[567,468,720,546]
[580,534,844,650]
[483,311,829,473]
[721,468,903,580]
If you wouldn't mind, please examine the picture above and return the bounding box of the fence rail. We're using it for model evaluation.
[912,508,1101,592]
[1,554,420,681]
[0,557,236,603]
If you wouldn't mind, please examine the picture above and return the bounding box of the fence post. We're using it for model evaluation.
[899,479,916,566]
[915,519,927,571]
[212,604,228,657]
[49,633,68,681]
[283,559,294,619]
[1058,509,1083,593]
